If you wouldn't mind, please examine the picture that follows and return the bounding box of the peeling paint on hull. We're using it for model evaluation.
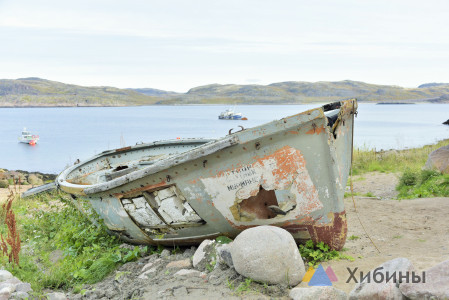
[57,99,357,250]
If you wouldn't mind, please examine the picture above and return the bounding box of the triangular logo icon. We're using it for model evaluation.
[308,264,332,286]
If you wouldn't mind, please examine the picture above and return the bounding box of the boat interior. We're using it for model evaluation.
[65,139,214,186]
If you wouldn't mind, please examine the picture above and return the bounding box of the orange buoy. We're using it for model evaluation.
[241,117,248,120]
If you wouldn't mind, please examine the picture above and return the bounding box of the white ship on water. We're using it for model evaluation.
[18,128,39,145]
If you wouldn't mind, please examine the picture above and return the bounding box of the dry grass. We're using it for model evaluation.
[0,189,21,266]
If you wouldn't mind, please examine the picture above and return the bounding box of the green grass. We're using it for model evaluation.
[216,236,233,244]
[396,169,449,199]
[0,191,147,293]
[352,140,449,200]
[226,277,258,295]
[235,278,254,295]
[352,139,449,175]
[298,240,354,266]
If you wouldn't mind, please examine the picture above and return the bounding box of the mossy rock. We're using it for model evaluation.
[28,174,44,185]
[0,179,8,188]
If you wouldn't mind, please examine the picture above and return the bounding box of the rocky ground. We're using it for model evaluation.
[0,169,55,201]
[0,171,448,299]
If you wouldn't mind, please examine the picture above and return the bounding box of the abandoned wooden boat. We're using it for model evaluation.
[57,99,357,250]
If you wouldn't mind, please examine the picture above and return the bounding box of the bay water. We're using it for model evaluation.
[0,103,448,174]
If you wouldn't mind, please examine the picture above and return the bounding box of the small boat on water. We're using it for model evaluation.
[218,108,248,120]
[57,99,357,250]
[18,128,39,145]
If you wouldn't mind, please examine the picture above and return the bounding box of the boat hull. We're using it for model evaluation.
[18,137,39,144]
[219,115,243,120]
[57,100,357,250]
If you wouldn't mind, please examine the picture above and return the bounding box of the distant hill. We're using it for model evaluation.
[0,78,158,107]
[172,80,449,104]
[1,78,449,107]
[129,88,179,96]
[418,83,449,88]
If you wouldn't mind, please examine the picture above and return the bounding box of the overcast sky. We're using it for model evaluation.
[0,0,448,92]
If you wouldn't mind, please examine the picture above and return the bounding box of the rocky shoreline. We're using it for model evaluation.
[0,169,56,188]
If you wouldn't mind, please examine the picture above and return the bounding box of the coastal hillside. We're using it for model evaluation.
[128,88,179,97]
[177,80,449,104]
[0,77,158,107]
[1,78,449,107]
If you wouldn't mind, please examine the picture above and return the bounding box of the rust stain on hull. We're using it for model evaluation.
[283,211,348,250]
[113,180,167,199]
[306,126,325,135]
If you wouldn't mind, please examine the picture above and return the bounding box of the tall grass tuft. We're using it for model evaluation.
[0,190,147,292]
[0,189,21,267]
[352,139,449,175]
[397,169,449,199]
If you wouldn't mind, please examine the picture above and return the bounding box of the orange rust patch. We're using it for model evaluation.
[282,215,315,226]
[288,130,299,135]
[306,126,325,135]
[113,180,167,198]
[115,146,132,152]
[254,146,306,186]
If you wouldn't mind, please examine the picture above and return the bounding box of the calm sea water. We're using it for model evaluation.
[0,104,448,174]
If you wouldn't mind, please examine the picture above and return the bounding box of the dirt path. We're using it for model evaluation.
[308,172,449,293]
[0,185,32,202]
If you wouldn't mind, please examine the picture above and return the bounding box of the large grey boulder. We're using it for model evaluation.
[290,286,347,300]
[399,260,449,299]
[231,225,305,286]
[349,257,414,300]
[424,145,449,174]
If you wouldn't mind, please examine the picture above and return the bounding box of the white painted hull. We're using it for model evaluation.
[18,137,39,144]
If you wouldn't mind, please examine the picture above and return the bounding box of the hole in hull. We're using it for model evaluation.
[231,187,279,221]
